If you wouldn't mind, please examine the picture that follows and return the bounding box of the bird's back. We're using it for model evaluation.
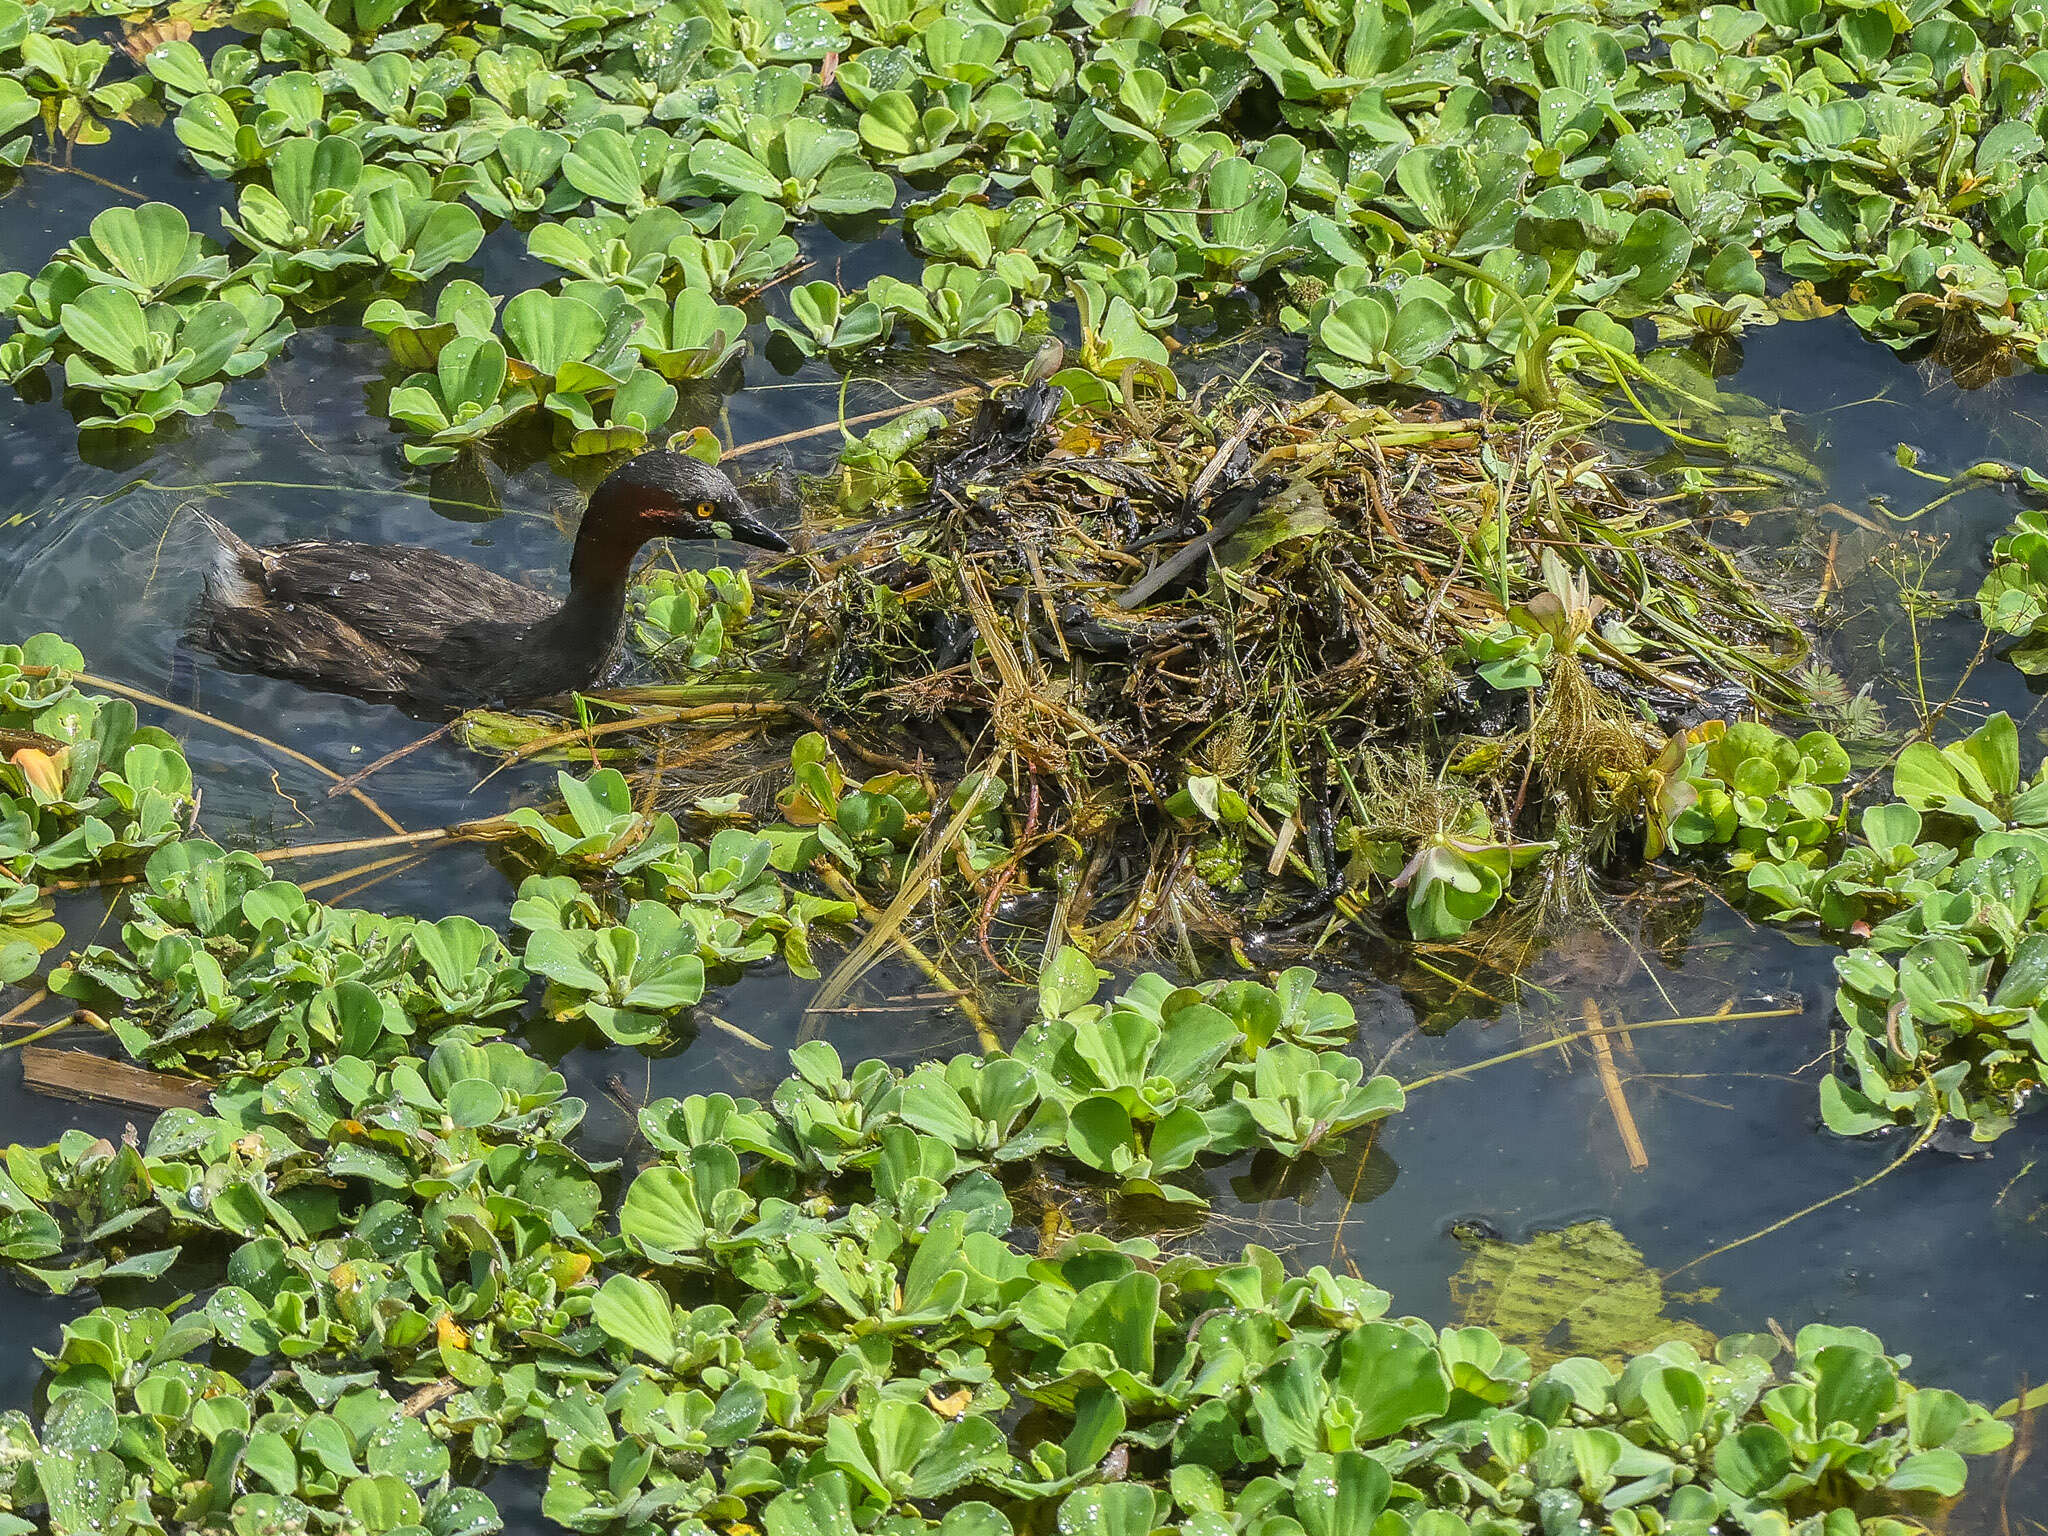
[189,512,560,711]
[255,539,556,648]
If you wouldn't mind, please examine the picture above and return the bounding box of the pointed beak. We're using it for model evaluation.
[714,503,791,553]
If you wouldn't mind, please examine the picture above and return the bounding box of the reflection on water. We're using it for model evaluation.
[0,129,2044,1530]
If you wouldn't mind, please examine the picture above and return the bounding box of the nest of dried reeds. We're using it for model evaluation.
[492,381,1817,969]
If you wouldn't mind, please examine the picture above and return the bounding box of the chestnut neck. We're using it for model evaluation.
[566,484,665,604]
[529,484,667,679]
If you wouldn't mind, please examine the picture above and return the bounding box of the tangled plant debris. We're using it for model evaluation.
[540,382,1818,962]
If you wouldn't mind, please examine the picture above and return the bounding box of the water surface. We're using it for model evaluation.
[1,126,2044,1530]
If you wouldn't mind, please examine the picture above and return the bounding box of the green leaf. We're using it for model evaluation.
[1295,1450,1391,1536]
[1331,1322,1451,1438]
[1068,1271,1159,1378]
[285,0,353,55]
[59,287,154,372]
[806,161,896,216]
[442,1078,503,1127]
[437,334,507,415]
[592,1274,676,1363]
[689,140,781,199]
[406,201,485,279]
[1066,1095,1137,1173]
[86,203,197,294]
[764,1472,863,1536]
[1040,946,1104,1018]
[1812,1345,1897,1436]
[1055,1483,1157,1535]
[1319,293,1392,364]
[1608,208,1693,300]
[1387,295,1458,366]
[1819,1074,1895,1136]
[342,1473,421,1530]
[564,127,654,206]
[1714,1422,1794,1497]
[503,291,605,379]
[619,1163,710,1256]
[1888,1449,1968,1496]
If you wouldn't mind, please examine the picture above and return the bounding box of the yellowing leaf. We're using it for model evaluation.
[552,1251,593,1287]
[9,747,65,800]
[1769,281,1842,320]
[674,425,722,465]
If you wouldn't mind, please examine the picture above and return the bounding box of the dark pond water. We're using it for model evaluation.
[1,132,2044,1531]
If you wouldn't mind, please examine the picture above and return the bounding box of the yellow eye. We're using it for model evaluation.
[695,501,715,516]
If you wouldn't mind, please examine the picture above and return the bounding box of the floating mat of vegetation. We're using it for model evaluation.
[0,635,198,983]
[7,0,2048,445]
[481,382,1835,956]
[0,956,2016,1535]
[438,377,2048,1148]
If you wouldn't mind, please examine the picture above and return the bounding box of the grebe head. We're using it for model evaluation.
[590,451,790,552]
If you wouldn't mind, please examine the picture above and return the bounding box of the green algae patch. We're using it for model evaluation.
[1450,1218,1720,1369]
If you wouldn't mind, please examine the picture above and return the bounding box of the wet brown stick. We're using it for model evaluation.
[745,260,813,299]
[255,826,469,864]
[0,988,48,1028]
[1583,998,1649,1172]
[25,159,147,201]
[322,853,432,907]
[401,1380,461,1417]
[299,850,429,896]
[22,1047,209,1112]
[1114,490,1264,611]
[325,720,458,798]
[1188,405,1268,503]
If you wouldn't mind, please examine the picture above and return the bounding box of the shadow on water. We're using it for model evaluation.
[0,115,2046,1531]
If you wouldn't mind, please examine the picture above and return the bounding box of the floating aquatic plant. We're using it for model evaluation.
[10,0,2048,442]
[48,838,528,1073]
[630,563,756,669]
[0,964,2010,1534]
[0,205,293,434]
[0,636,196,984]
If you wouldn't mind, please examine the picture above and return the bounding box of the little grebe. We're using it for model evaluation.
[189,452,789,717]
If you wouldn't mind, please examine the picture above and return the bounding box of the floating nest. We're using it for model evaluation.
[489,380,1820,969]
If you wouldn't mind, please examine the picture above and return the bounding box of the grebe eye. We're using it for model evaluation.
[695,501,714,516]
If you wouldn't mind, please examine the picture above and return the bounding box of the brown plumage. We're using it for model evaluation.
[189,452,789,718]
